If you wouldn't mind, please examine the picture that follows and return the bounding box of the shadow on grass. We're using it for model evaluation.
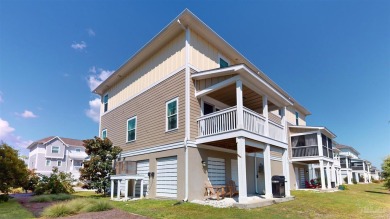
[365,190,390,195]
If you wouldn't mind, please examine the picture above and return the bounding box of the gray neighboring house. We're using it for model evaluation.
[27,136,88,180]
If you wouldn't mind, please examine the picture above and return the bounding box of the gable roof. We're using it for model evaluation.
[27,136,84,149]
[92,9,311,116]
[336,144,360,156]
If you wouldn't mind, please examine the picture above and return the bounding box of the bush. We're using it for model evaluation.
[338,185,348,190]
[42,198,113,217]
[359,175,365,183]
[344,177,348,183]
[352,179,358,184]
[30,193,73,202]
[34,167,75,195]
[10,187,24,194]
[372,179,380,183]
[0,194,9,202]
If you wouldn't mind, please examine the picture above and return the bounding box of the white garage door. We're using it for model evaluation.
[135,160,149,197]
[156,156,177,198]
[208,157,225,186]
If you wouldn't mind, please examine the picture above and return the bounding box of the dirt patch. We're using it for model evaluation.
[61,209,149,219]
[12,193,56,217]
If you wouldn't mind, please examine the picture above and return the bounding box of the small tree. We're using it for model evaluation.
[34,167,75,195]
[0,143,28,197]
[23,169,39,192]
[381,155,390,190]
[79,137,122,194]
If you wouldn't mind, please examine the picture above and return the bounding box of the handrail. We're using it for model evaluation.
[197,106,237,121]
[292,145,319,148]
[243,107,266,120]
[269,120,283,128]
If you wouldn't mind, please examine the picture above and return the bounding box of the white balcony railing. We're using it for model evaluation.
[197,106,285,142]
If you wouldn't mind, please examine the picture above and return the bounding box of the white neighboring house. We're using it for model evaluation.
[27,136,88,180]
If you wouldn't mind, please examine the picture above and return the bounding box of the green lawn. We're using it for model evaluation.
[105,183,390,219]
[0,198,34,219]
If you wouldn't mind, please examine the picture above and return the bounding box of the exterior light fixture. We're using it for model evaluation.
[201,161,207,167]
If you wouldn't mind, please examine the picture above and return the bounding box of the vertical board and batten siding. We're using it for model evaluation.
[105,32,186,112]
[207,157,226,186]
[195,75,236,91]
[101,70,185,152]
[190,31,234,71]
[156,156,178,198]
[135,160,149,197]
[190,68,200,140]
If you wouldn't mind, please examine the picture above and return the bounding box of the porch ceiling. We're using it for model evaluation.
[204,138,263,153]
[207,84,279,112]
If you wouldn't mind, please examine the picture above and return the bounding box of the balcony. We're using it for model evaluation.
[352,166,364,171]
[292,146,318,157]
[197,106,285,142]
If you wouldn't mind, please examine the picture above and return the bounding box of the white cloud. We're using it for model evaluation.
[87,28,95,37]
[87,67,114,91]
[0,118,33,153]
[0,118,15,139]
[71,41,87,50]
[16,110,38,118]
[85,98,100,123]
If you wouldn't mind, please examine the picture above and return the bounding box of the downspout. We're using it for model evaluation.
[178,19,190,202]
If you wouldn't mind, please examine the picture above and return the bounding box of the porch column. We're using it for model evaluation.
[281,107,287,142]
[331,162,336,186]
[124,179,129,199]
[362,162,366,183]
[339,169,343,185]
[282,148,291,196]
[236,80,244,129]
[346,158,352,184]
[264,144,272,198]
[317,132,323,157]
[140,179,144,198]
[200,98,204,116]
[263,95,269,136]
[111,179,114,199]
[236,137,247,203]
[117,180,121,199]
[319,160,326,190]
[326,162,331,189]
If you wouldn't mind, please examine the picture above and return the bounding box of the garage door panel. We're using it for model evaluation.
[156,156,177,198]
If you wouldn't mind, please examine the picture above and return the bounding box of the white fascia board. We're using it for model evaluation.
[43,136,69,147]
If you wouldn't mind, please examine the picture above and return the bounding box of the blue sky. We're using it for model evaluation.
[0,1,389,169]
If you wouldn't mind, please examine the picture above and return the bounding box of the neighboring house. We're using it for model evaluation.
[370,166,381,180]
[27,136,88,180]
[336,144,371,184]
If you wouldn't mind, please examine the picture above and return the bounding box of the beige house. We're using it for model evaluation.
[94,9,324,203]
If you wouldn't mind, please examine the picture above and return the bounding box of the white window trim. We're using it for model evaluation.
[126,116,137,142]
[218,53,230,67]
[57,160,62,167]
[46,159,51,166]
[101,129,107,139]
[103,94,108,113]
[166,97,179,132]
[52,146,60,154]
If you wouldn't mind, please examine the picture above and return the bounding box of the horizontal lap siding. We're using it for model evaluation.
[101,70,185,152]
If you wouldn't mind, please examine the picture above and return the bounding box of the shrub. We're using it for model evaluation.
[0,194,9,202]
[344,177,348,183]
[359,175,365,183]
[42,198,113,217]
[352,179,358,184]
[10,187,24,194]
[42,203,75,217]
[34,167,75,195]
[338,185,348,190]
[372,179,380,184]
[30,193,73,202]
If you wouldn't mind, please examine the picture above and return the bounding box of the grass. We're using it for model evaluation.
[109,183,390,219]
[41,198,113,218]
[0,198,34,219]
[30,193,73,202]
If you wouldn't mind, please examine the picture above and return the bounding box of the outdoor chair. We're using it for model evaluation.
[204,180,226,200]
[305,180,316,189]
[226,180,239,198]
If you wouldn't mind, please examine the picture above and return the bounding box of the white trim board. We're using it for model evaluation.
[121,141,196,157]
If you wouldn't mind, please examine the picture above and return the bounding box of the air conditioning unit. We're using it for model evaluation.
[115,161,137,175]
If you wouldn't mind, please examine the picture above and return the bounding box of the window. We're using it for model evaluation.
[203,102,214,115]
[295,111,299,125]
[102,129,107,139]
[166,98,178,131]
[52,146,59,154]
[103,94,108,112]
[76,148,81,152]
[219,58,229,68]
[127,116,137,142]
[57,161,62,166]
[74,160,83,167]
[46,160,51,166]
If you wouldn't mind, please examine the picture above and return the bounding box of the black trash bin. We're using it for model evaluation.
[272,175,285,198]
[331,182,335,188]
